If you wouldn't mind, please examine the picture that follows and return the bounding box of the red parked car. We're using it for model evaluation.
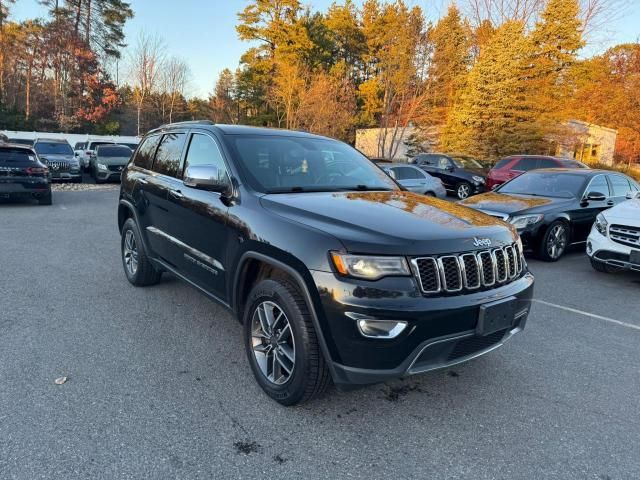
[486,155,588,190]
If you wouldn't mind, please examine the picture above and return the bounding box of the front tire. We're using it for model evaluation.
[121,218,162,286]
[455,182,472,200]
[244,278,330,406]
[538,221,569,262]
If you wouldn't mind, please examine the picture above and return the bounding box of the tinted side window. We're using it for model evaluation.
[538,158,558,169]
[609,175,632,197]
[494,157,513,169]
[133,135,161,170]
[393,167,411,180]
[587,175,610,197]
[153,133,186,178]
[514,158,538,171]
[184,134,227,172]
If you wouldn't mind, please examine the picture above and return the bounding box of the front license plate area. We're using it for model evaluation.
[630,250,640,266]
[476,297,517,336]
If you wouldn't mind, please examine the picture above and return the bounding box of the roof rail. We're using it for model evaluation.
[151,120,215,132]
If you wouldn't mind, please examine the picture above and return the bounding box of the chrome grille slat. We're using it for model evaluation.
[610,225,640,248]
[413,243,523,295]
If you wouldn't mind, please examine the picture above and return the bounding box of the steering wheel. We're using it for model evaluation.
[315,172,343,185]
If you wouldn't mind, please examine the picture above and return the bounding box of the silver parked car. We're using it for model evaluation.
[90,145,133,183]
[381,163,447,198]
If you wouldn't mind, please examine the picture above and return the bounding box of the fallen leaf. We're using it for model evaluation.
[54,377,68,385]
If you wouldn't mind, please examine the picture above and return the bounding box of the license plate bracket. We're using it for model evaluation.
[476,297,517,336]
[631,250,640,266]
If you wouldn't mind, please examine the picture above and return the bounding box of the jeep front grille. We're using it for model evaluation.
[610,225,640,248]
[411,243,524,295]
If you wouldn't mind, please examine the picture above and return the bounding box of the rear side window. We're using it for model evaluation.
[133,135,161,170]
[514,158,538,171]
[494,157,514,169]
[153,133,186,178]
[394,167,423,180]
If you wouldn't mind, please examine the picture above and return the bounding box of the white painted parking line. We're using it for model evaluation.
[532,299,640,332]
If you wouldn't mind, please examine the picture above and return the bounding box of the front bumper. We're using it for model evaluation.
[587,228,640,272]
[311,270,534,385]
[51,171,81,181]
[95,169,122,181]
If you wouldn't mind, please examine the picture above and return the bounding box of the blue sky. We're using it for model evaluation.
[10,0,640,98]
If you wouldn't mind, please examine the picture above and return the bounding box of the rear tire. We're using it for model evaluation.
[244,278,331,406]
[38,191,52,205]
[121,218,162,286]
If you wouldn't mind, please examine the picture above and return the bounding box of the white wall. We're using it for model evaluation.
[1,130,141,147]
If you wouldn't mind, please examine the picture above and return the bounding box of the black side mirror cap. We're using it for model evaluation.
[585,191,607,202]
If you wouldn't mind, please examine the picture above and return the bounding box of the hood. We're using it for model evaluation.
[260,190,517,256]
[460,191,573,216]
[604,198,640,224]
[463,167,488,177]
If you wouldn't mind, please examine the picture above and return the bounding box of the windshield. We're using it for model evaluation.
[89,142,113,150]
[452,156,483,169]
[34,142,73,156]
[498,171,588,198]
[0,148,36,164]
[98,146,132,157]
[228,135,398,193]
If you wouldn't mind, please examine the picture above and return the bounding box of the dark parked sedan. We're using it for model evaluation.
[459,169,640,261]
[411,153,487,200]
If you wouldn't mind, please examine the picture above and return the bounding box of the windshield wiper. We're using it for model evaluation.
[332,185,395,192]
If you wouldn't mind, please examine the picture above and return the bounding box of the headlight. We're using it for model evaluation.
[594,213,608,236]
[330,252,410,280]
[97,163,108,171]
[472,176,485,184]
[509,214,544,229]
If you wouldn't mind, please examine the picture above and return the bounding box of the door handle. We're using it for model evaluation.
[607,201,614,206]
[169,189,184,199]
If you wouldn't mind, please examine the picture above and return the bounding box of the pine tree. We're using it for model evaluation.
[530,0,584,135]
[426,4,471,127]
[442,21,542,161]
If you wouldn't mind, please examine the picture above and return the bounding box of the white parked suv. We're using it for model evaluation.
[587,191,640,273]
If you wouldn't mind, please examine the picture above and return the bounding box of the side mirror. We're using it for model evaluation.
[74,152,79,157]
[447,166,455,172]
[626,191,640,200]
[585,191,606,202]
[184,164,230,194]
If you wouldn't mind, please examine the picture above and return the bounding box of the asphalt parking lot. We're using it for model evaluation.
[1,188,639,480]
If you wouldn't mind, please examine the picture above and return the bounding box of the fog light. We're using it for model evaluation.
[587,242,593,255]
[356,319,407,339]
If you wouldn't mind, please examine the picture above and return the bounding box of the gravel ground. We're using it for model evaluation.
[1,189,639,480]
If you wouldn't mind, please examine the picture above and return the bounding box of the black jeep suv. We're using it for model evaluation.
[118,121,534,405]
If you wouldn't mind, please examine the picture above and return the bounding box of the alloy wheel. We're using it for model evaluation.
[547,224,567,259]
[457,183,470,199]
[250,301,296,385]
[123,230,139,276]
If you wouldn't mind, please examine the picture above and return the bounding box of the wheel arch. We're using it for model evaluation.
[232,251,338,381]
